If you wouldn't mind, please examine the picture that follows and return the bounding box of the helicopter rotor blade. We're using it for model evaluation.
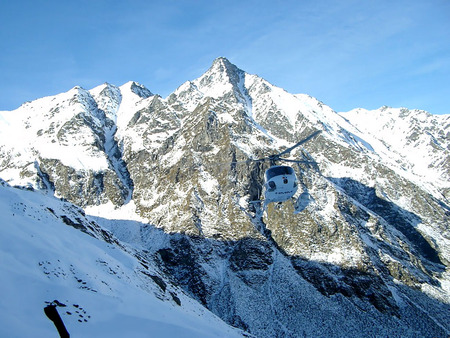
[213,158,267,166]
[277,130,322,157]
[281,158,318,165]
[210,130,321,166]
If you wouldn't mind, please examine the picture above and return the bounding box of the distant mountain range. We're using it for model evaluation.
[1,57,449,337]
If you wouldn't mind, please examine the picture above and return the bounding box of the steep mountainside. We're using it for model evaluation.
[0,57,449,337]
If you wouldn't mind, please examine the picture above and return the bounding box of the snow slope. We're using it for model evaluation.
[0,180,244,337]
[0,87,110,176]
[340,107,450,195]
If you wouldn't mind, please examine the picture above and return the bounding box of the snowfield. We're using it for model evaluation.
[0,181,244,337]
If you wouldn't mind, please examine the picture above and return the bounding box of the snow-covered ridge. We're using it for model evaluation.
[0,86,109,173]
[1,57,448,200]
[0,81,155,175]
[1,57,448,202]
[340,107,449,193]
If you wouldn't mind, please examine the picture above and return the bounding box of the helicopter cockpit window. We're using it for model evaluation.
[268,181,276,191]
[266,166,295,180]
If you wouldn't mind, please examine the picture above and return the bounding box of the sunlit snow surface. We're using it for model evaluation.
[0,182,244,337]
[340,107,449,195]
[0,87,110,175]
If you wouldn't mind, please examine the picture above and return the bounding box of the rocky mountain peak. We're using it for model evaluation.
[208,56,242,77]
[115,81,153,102]
[191,58,250,106]
[89,83,122,121]
[129,81,153,99]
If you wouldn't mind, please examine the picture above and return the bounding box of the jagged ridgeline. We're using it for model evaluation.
[0,57,449,337]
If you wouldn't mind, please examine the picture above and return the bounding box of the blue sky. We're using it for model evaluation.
[1,0,449,114]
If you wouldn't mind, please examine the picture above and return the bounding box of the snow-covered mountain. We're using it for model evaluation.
[0,57,449,337]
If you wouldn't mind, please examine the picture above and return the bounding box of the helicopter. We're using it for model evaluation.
[258,130,321,208]
[258,130,321,211]
[228,130,321,212]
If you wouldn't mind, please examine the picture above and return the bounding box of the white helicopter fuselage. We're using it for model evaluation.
[263,165,298,204]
